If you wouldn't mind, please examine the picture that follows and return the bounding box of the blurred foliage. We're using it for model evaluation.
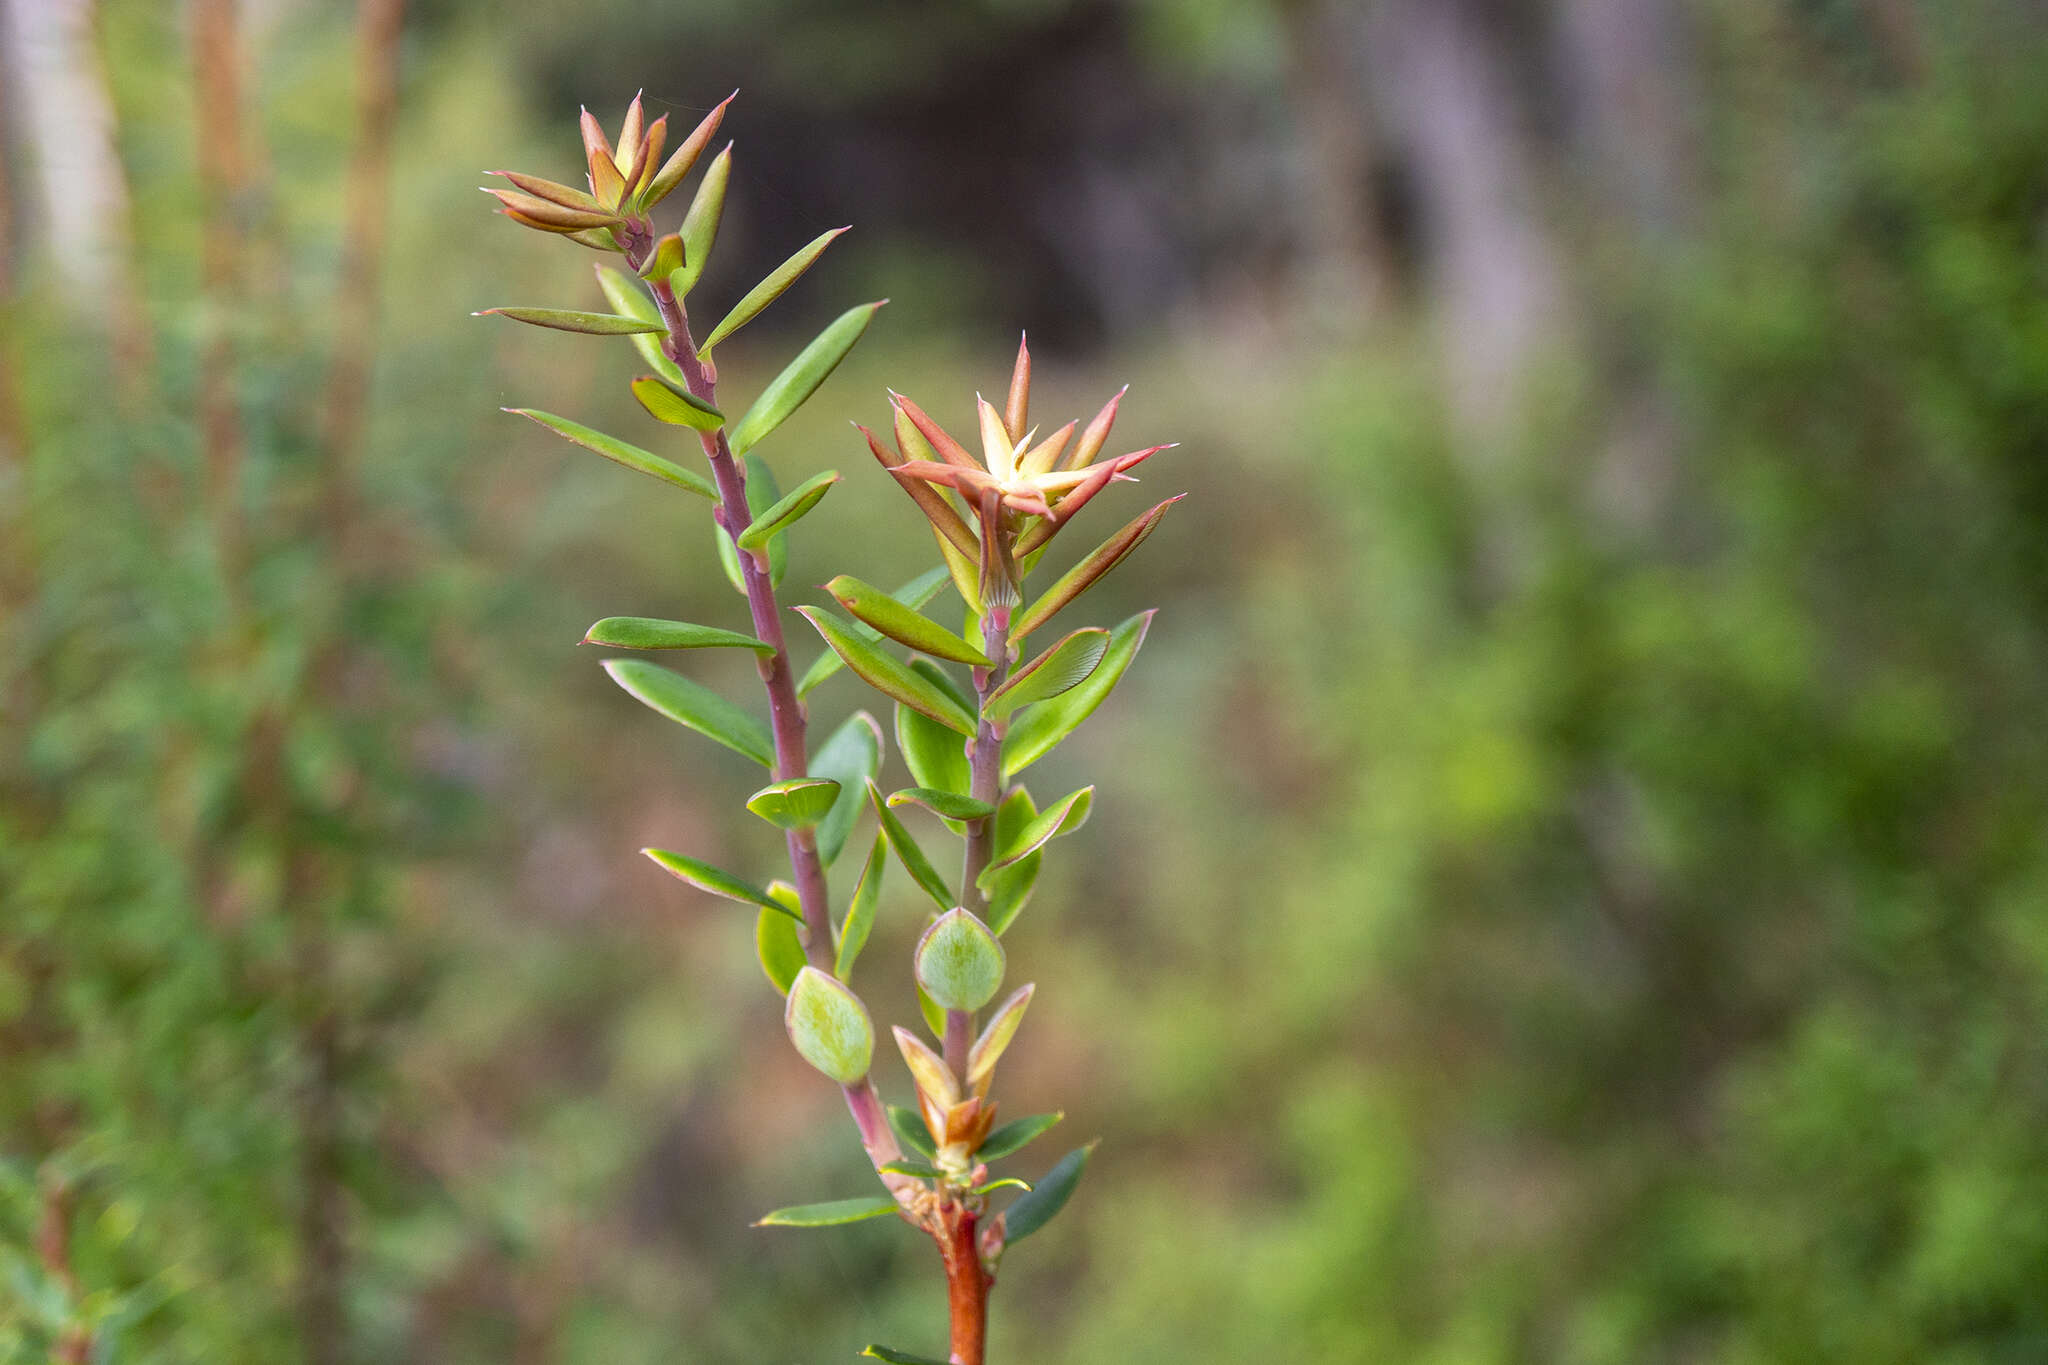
[3,0,2046,1362]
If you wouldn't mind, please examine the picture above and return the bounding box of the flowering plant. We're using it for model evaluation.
[483,95,1178,1364]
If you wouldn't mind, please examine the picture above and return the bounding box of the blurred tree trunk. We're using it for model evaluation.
[1555,0,1698,541]
[1364,0,1567,449]
[2,0,153,398]
[1278,0,1400,330]
[191,0,249,563]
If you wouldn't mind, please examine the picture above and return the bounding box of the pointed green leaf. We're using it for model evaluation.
[935,523,984,615]
[784,966,874,1084]
[603,658,772,766]
[967,983,1033,1088]
[581,617,770,651]
[755,1195,899,1228]
[729,301,886,457]
[980,787,1092,887]
[878,1158,940,1179]
[984,628,1110,722]
[672,144,731,295]
[867,780,953,910]
[976,1111,1064,1162]
[800,567,951,697]
[797,609,976,735]
[886,788,994,821]
[985,851,1041,935]
[915,909,1005,1011]
[1013,497,1181,641]
[862,1347,951,1365]
[1002,1144,1093,1245]
[757,904,805,994]
[737,469,838,552]
[811,711,883,868]
[594,264,682,384]
[887,1103,938,1160]
[715,454,789,591]
[643,848,792,916]
[974,1177,1032,1196]
[746,778,842,829]
[631,374,725,430]
[477,307,664,335]
[826,575,990,665]
[1003,610,1154,781]
[507,408,714,500]
[835,831,886,979]
[701,226,850,353]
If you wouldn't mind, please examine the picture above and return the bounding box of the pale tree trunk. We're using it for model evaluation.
[2,0,154,395]
[1364,0,1568,455]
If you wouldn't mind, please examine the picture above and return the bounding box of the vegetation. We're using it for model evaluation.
[3,1,2046,1362]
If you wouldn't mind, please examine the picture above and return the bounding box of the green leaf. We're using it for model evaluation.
[867,781,954,910]
[756,904,805,994]
[701,226,850,353]
[729,301,886,457]
[834,832,886,980]
[984,787,1042,934]
[477,307,664,334]
[672,144,731,295]
[976,1111,1064,1162]
[630,373,725,430]
[984,628,1110,722]
[896,702,972,801]
[642,848,792,916]
[886,1103,937,1160]
[784,966,875,1084]
[737,469,838,551]
[755,1195,898,1228]
[878,1159,939,1179]
[1002,1144,1093,1245]
[980,787,1092,887]
[746,778,841,829]
[581,617,770,651]
[637,231,685,281]
[985,856,1040,935]
[796,609,976,735]
[861,1347,951,1365]
[967,983,1033,1087]
[1003,610,1154,781]
[507,408,714,500]
[826,575,991,665]
[811,712,883,868]
[915,909,1005,1011]
[974,1177,1033,1196]
[916,982,947,1038]
[603,658,772,766]
[887,787,994,821]
[715,454,789,591]
[800,568,951,697]
[1013,497,1180,641]
[593,263,681,384]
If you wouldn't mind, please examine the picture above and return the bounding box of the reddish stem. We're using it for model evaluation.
[940,1206,990,1365]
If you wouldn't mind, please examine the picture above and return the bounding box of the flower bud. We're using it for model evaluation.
[784,967,873,1084]
[914,908,1005,1012]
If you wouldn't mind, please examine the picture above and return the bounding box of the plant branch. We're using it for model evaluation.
[628,245,915,1206]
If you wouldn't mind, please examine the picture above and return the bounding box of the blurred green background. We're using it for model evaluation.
[5,0,2048,1361]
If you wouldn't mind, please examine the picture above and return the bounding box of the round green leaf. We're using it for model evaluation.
[915,908,1005,1012]
[784,966,874,1084]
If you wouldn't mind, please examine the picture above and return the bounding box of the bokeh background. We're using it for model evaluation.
[5,0,2048,1360]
